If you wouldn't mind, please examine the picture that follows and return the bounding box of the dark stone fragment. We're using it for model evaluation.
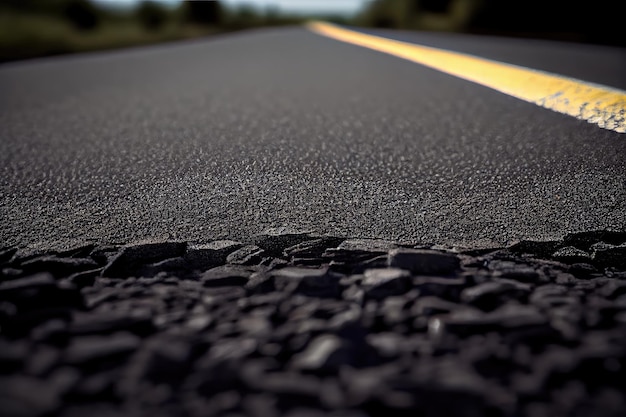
[323,239,398,274]
[184,240,243,270]
[202,265,256,287]
[413,276,467,300]
[265,257,289,269]
[416,361,514,414]
[292,335,351,370]
[9,247,51,264]
[598,280,626,299]
[357,255,390,272]
[291,257,328,267]
[237,315,272,337]
[563,230,626,250]
[291,333,378,372]
[490,304,548,329]
[0,300,17,318]
[29,318,68,343]
[69,310,154,336]
[254,228,316,256]
[412,296,467,317]
[0,247,17,265]
[239,358,281,389]
[362,268,411,300]
[226,245,266,265]
[530,285,578,309]
[139,256,187,277]
[0,340,27,373]
[255,372,322,408]
[6,309,71,339]
[334,239,398,253]
[84,289,122,309]
[460,247,504,257]
[606,269,626,279]
[1,268,23,279]
[284,237,344,258]
[366,332,406,360]
[327,305,365,340]
[0,375,61,417]
[273,267,342,297]
[584,295,626,329]
[339,365,398,407]
[0,272,55,293]
[202,286,246,303]
[536,336,626,393]
[461,279,530,311]
[568,263,598,279]
[498,267,542,283]
[388,249,460,275]
[61,404,132,417]
[183,313,212,332]
[553,271,579,286]
[121,336,194,393]
[435,304,555,347]
[101,241,187,278]
[283,409,325,417]
[552,246,592,264]
[0,273,83,313]
[592,243,626,269]
[70,370,116,399]
[64,332,140,365]
[342,285,364,305]
[380,296,413,329]
[324,240,397,270]
[56,243,96,258]
[89,246,120,266]
[239,292,286,313]
[427,310,489,338]
[66,268,101,288]
[509,240,561,257]
[25,346,59,376]
[20,256,99,277]
[241,394,280,417]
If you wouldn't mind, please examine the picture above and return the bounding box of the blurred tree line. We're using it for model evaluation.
[0,0,309,33]
[357,0,626,46]
[2,0,622,62]
[0,0,317,62]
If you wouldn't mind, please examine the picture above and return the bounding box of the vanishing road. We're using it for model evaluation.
[1,24,625,250]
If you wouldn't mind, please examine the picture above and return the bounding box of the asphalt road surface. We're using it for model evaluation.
[1,26,625,250]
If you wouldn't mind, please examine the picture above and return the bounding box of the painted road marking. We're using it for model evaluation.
[307,22,626,134]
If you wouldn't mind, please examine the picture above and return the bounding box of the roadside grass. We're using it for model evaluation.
[0,11,216,63]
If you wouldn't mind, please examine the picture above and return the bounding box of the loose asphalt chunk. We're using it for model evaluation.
[1,230,626,417]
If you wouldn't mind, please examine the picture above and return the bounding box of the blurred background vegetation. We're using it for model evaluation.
[0,0,320,62]
[1,0,623,63]
[356,0,626,46]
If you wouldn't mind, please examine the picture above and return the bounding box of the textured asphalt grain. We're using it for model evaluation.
[0,27,625,250]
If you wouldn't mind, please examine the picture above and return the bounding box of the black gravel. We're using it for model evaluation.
[1,230,626,417]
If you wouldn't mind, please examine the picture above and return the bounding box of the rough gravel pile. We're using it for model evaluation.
[1,230,626,417]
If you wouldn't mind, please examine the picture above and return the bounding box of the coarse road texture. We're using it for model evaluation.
[1,26,625,250]
[2,26,626,417]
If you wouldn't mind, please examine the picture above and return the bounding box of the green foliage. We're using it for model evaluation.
[356,0,412,29]
[135,1,169,32]
[355,0,625,45]
[0,11,74,61]
[183,0,223,26]
[64,0,101,31]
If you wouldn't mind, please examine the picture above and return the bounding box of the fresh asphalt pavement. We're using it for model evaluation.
[1,26,625,250]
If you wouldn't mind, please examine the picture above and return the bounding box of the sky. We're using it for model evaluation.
[94,0,370,16]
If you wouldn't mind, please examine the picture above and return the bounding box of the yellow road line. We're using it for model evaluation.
[307,22,626,134]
